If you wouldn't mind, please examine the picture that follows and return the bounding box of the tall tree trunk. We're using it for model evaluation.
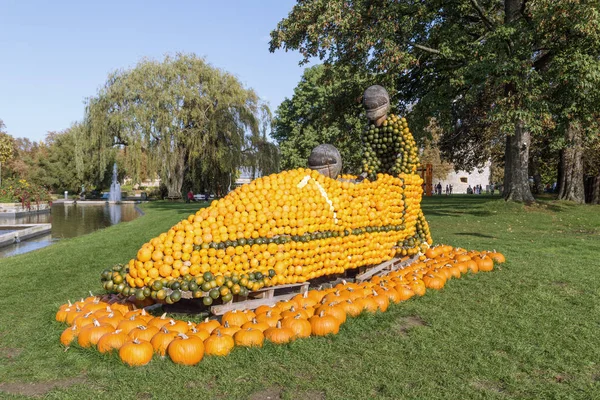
[529,154,543,194]
[557,122,585,203]
[586,174,600,204]
[556,150,563,195]
[502,0,534,203]
[164,147,187,198]
[503,122,535,202]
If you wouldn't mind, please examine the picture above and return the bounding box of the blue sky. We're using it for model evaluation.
[0,0,311,142]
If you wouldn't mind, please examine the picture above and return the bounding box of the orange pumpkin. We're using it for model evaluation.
[117,316,145,335]
[241,318,271,333]
[222,310,251,327]
[234,328,265,347]
[187,326,210,341]
[164,319,189,334]
[368,291,390,312]
[148,313,171,329]
[204,330,235,356]
[150,327,177,356]
[97,329,129,353]
[489,252,506,263]
[339,299,363,318]
[281,315,311,339]
[77,320,114,348]
[167,333,204,365]
[255,310,280,328]
[128,325,159,342]
[218,321,241,337]
[119,338,153,366]
[196,318,221,334]
[264,321,295,344]
[315,303,347,324]
[476,256,494,272]
[60,324,80,347]
[309,311,340,336]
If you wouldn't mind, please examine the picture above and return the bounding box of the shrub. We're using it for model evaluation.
[0,178,52,209]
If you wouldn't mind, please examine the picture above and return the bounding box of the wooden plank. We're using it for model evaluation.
[375,255,419,277]
[255,288,275,299]
[212,281,308,314]
[355,254,420,282]
[250,282,307,293]
[355,257,398,282]
[210,292,298,315]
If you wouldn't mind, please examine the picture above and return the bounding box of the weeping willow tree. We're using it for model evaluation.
[187,103,280,196]
[85,53,278,198]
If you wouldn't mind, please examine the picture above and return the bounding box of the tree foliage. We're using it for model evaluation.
[420,119,454,181]
[0,119,15,187]
[270,0,600,202]
[0,120,12,160]
[272,65,368,173]
[2,123,107,194]
[5,137,45,184]
[85,53,278,198]
[34,125,94,193]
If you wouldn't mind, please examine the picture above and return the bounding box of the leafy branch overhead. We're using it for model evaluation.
[272,65,369,174]
[270,0,600,203]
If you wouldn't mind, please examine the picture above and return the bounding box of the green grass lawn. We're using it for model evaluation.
[0,196,599,399]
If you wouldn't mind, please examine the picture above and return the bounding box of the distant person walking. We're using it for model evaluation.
[449,184,453,195]
[186,190,194,203]
[436,182,442,195]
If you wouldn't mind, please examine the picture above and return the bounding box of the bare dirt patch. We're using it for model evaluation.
[392,315,427,335]
[553,374,571,383]
[524,203,556,214]
[470,379,505,393]
[0,347,22,361]
[184,381,197,389]
[0,376,86,397]
[570,228,599,235]
[248,387,282,400]
[551,281,583,296]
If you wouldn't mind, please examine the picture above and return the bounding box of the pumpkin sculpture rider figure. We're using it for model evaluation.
[307,144,343,179]
[363,84,390,129]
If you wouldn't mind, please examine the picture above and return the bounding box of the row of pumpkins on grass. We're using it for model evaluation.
[56,245,505,367]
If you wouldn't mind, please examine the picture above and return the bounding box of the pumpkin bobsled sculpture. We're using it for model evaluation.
[100,86,432,306]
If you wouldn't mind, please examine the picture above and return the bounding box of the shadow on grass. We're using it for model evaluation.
[422,193,588,217]
[529,198,580,213]
[421,195,498,218]
[455,232,497,239]
[425,209,494,217]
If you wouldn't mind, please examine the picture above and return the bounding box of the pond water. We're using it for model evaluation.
[0,203,141,258]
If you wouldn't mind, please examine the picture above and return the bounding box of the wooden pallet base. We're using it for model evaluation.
[210,282,309,315]
[355,254,419,282]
